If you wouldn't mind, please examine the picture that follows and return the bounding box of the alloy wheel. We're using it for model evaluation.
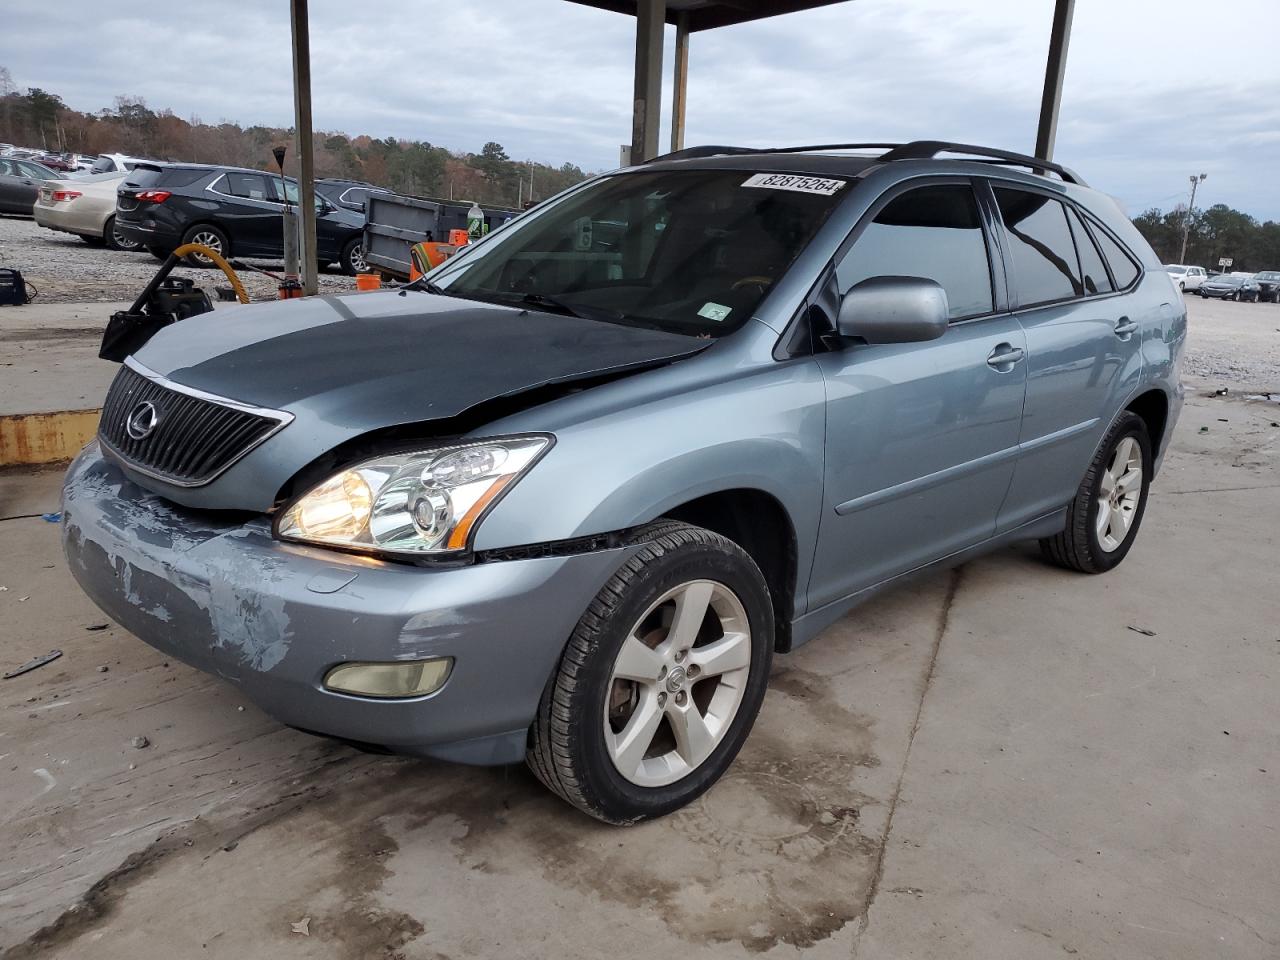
[189,230,223,263]
[113,225,139,250]
[1096,436,1143,552]
[604,579,752,787]
[348,243,368,274]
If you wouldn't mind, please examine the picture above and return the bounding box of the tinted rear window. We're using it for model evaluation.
[995,187,1083,307]
[1065,207,1113,296]
[1092,226,1141,289]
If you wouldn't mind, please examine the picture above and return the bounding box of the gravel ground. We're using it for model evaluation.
[0,213,357,303]
[1178,291,1280,389]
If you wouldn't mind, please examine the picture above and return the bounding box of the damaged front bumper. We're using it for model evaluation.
[61,443,634,765]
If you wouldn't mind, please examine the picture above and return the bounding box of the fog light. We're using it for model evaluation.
[323,658,452,699]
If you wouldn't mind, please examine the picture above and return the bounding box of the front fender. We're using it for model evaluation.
[472,354,828,612]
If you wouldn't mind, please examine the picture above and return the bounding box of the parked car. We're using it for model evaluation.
[114,162,368,273]
[90,153,145,175]
[1252,270,1280,303]
[36,153,79,173]
[1198,273,1261,301]
[316,177,391,213]
[1164,264,1207,291]
[0,157,65,215]
[64,140,1184,824]
[33,171,141,250]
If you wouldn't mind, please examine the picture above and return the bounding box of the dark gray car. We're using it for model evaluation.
[0,157,64,215]
[63,141,1185,824]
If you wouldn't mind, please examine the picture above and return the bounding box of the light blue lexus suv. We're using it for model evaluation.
[63,141,1185,823]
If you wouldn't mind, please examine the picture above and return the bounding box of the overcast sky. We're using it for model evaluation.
[3,0,1278,219]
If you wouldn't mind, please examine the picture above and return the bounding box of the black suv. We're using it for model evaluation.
[115,163,368,273]
[315,177,390,213]
[1253,270,1280,303]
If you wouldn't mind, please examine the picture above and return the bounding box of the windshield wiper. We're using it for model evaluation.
[401,277,450,295]
[516,292,589,318]
[516,292,628,325]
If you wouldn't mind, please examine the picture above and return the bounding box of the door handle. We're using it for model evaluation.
[986,343,1025,369]
[1114,317,1138,339]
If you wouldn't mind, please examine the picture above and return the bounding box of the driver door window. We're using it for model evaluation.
[836,183,994,320]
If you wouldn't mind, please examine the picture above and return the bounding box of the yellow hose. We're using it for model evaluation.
[171,243,250,304]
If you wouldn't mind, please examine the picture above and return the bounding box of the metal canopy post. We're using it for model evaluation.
[290,0,319,295]
[631,0,665,163]
[1034,0,1075,162]
[670,11,689,152]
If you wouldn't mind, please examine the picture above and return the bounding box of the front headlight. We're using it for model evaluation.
[275,435,550,557]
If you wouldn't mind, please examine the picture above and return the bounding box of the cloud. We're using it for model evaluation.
[2,0,1277,219]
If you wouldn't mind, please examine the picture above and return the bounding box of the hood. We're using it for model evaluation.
[133,290,708,434]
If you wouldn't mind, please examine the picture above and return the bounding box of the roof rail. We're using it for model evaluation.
[880,141,1086,185]
[644,142,905,164]
[642,140,1086,186]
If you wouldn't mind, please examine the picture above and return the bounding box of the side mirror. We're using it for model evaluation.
[315,196,333,215]
[837,276,950,344]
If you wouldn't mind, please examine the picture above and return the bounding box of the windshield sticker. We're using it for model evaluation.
[698,302,733,322]
[741,173,846,196]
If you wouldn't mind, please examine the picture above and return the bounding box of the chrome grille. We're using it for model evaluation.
[98,360,291,487]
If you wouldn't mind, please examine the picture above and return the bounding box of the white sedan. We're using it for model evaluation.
[32,172,141,251]
[1164,264,1207,292]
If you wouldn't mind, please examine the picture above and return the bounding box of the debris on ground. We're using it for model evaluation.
[41,513,62,523]
[290,917,311,937]
[131,735,150,749]
[1199,426,1210,433]
[1127,626,1158,637]
[85,623,109,632]
[1214,387,1229,396]
[97,665,109,673]
[4,650,64,679]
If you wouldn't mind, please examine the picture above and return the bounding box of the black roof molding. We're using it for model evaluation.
[643,139,1086,186]
[879,141,1086,185]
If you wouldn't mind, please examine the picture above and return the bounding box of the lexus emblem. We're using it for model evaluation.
[125,401,160,440]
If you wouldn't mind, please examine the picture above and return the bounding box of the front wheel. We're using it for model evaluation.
[1040,412,1152,574]
[527,521,773,824]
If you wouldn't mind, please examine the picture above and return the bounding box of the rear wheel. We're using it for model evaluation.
[340,237,367,275]
[1040,412,1152,574]
[104,215,141,252]
[180,224,229,267]
[528,521,773,824]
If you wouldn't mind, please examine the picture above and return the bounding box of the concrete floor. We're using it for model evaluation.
[1,310,1279,958]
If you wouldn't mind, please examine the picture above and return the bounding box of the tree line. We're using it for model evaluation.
[0,68,591,209]
[1132,204,1280,271]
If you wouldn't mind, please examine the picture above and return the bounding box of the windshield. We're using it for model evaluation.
[430,169,845,336]
[1255,272,1279,280]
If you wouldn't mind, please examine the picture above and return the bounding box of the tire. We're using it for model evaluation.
[179,224,229,267]
[340,237,367,276]
[79,233,106,247]
[527,520,774,824]
[104,215,141,252]
[1178,281,1185,291]
[1039,411,1152,574]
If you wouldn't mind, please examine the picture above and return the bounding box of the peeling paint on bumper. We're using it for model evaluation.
[61,443,635,765]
